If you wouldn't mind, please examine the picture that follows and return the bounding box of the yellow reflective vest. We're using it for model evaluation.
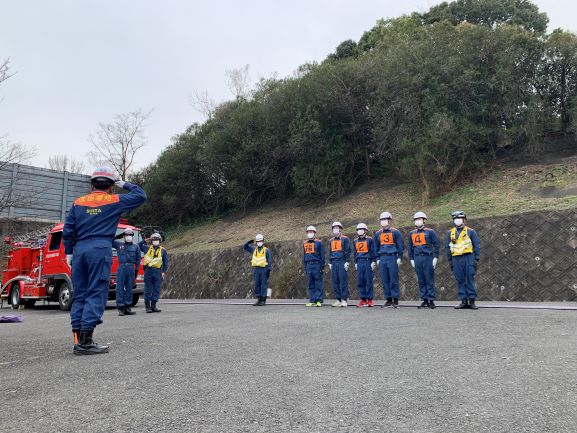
[143,246,164,268]
[449,226,473,256]
[251,246,268,268]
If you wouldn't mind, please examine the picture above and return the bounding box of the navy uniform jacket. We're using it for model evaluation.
[353,236,376,262]
[113,240,141,265]
[328,235,351,263]
[374,228,404,258]
[63,182,147,254]
[407,227,440,259]
[303,239,325,268]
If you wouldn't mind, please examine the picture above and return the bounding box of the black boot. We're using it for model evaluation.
[124,306,136,315]
[418,299,429,309]
[259,296,267,306]
[72,329,80,349]
[469,299,479,310]
[381,298,393,308]
[151,302,162,313]
[454,299,469,309]
[428,300,436,309]
[74,330,109,355]
[118,307,125,316]
[393,298,399,308]
[145,301,153,313]
[253,297,261,306]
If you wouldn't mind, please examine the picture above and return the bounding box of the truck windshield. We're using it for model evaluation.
[112,229,144,257]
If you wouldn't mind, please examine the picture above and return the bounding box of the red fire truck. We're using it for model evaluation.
[0,220,145,310]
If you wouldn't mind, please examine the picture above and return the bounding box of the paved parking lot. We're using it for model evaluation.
[1,301,577,433]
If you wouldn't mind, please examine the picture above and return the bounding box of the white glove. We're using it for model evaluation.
[354,263,357,271]
[377,259,380,266]
[328,264,332,270]
[115,180,126,189]
[66,254,73,266]
[410,260,415,268]
[433,257,438,269]
[371,262,377,271]
[397,258,402,266]
[344,262,349,271]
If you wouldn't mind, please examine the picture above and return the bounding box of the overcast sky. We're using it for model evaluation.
[1,0,576,174]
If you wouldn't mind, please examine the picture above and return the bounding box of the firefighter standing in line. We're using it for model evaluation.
[139,232,169,313]
[113,228,141,316]
[303,226,325,307]
[243,234,272,306]
[374,212,404,308]
[408,212,440,309]
[446,211,481,310]
[353,223,377,307]
[328,221,351,307]
[63,167,147,355]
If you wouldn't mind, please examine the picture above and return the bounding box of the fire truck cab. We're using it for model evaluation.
[0,221,145,311]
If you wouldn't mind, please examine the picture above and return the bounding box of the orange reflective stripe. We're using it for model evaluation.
[74,192,120,208]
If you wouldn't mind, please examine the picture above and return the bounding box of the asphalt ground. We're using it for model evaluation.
[1,300,577,433]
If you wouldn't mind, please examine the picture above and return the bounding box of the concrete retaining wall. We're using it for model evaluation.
[163,208,577,302]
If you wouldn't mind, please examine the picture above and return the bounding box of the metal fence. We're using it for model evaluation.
[0,163,91,222]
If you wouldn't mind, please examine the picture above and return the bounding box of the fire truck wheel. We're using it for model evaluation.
[130,294,140,307]
[10,284,21,309]
[58,282,73,311]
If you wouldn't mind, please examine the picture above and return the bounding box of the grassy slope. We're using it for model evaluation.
[165,156,577,253]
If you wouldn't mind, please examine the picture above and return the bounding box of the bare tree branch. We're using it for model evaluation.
[0,135,36,170]
[189,89,216,119]
[0,58,15,86]
[47,154,87,174]
[87,108,152,179]
[225,64,251,99]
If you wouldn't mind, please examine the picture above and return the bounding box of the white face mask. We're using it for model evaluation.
[152,240,160,246]
[307,232,315,239]
[454,218,464,226]
[380,219,390,227]
[415,219,424,228]
[357,229,365,236]
[332,228,340,235]
[256,241,264,247]
[124,236,133,243]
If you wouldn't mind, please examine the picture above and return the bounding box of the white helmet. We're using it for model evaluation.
[306,225,316,232]
[331,221,343,228]
[413,211,427,220]
[255,234,264,242]
[379,212,392,220]
[124,228,135,235]
[90,167,116,182]
[356,223,368,231]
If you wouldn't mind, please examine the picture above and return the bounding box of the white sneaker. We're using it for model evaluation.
[341,300,348,307]
[332,300,342,307]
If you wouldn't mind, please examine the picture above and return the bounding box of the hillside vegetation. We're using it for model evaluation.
[132,0,577,231]
[165,156,577,253]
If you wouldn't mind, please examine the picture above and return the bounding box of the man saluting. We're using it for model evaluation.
[64,167,147,355]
